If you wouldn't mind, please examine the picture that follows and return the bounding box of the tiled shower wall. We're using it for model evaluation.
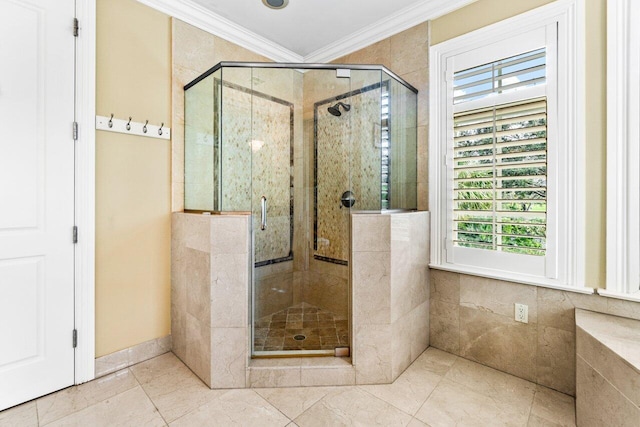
[429,269,640,396]
[315,89,381,262]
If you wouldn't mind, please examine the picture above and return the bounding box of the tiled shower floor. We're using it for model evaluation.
[254,303,349,351]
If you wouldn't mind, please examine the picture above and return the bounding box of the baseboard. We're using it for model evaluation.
[94,335,172,378]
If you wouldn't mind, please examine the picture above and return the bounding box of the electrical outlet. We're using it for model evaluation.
[515,303,528,323]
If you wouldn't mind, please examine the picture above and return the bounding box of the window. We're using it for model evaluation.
[453,97,548,256]
[605,0,640,299]
[430,0,585,288]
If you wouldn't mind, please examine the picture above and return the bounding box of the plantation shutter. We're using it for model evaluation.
[453,98,547,256]
[453,48,546,104]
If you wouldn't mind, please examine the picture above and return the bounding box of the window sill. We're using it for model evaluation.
[596,289,640,303]
[429,263,595,294]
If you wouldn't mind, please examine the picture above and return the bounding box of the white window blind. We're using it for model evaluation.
[454,48,546,104]
[453,98,547,256]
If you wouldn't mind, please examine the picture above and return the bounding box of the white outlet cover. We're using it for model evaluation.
[515,303,529,323]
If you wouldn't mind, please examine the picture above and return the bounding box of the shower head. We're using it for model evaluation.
[327,102,351,117]
[327,105,341,116]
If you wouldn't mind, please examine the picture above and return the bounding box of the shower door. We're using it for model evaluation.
[249,67,383,357]
[250,67,356,356]
[248,67,299,356]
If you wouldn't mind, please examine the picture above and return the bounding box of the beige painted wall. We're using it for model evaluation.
[95,0,172,357]
[430,0,555,45]
[431,0,607,288]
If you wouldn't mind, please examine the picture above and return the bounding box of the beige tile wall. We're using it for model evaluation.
[95,335,172,379]
[352,212,430,384]
[575,309,640,426]
[429,269,640,396]
[315,88,383,262]
[173,211,428,388]
[172,213,251,388]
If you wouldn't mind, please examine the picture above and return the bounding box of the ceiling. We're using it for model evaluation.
[176,0,474,61]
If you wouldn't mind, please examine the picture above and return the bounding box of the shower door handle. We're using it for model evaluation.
[260,196,267,230]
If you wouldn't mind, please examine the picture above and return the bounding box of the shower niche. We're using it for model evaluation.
[182,62,418,359]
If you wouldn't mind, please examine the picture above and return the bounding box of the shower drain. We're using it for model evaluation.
[293,334,306,341]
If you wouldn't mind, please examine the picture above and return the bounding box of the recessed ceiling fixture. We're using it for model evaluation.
[262,0,289,10]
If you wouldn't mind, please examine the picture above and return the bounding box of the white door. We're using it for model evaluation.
[0,0,76,410]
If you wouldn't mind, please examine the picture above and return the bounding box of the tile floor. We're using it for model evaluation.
[0,347,576,426]
[255,303,349,352]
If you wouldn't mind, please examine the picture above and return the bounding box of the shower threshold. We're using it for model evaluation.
[253,302,349,356]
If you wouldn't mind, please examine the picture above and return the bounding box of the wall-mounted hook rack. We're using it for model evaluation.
[95,115,171,140]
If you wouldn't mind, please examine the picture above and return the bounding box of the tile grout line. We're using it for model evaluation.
[134,367,171,427]
[410,356,457,421]
[525,387,539,426]
[576,353,638,408]
[356,385,417,418]
[524,385,538,427]
[289,389,330,424]
[356,349,459,418]
[249,389,295,425]
[36,401,41,427]
[441,357,542,425]
[415,370,448,418]
[36,367,141,427]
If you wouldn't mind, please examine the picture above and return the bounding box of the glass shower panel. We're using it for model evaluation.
[348,69,383,212]
[219,67,253,212]
[387,72,418,210]
[184,72,217,211]
[250,68,296,268]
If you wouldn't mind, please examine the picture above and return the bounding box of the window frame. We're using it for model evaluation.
[429,0,586,290]
[604,0,640,300]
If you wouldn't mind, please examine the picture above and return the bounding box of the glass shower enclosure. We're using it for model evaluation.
[184,62,417,357]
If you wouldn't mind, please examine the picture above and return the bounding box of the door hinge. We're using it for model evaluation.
[73,122,78,141]
[73,18,79,37]
[72,329,78,348]
[73,226,78,244]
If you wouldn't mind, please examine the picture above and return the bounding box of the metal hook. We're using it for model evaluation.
[143,120,148,133]
[108,114,114,128]
[158,122,164,136]
[126,117,132,131]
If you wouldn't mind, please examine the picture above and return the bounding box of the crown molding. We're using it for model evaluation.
[138,0,476,64]
[304,0,477,63]
[135,0,303,62]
